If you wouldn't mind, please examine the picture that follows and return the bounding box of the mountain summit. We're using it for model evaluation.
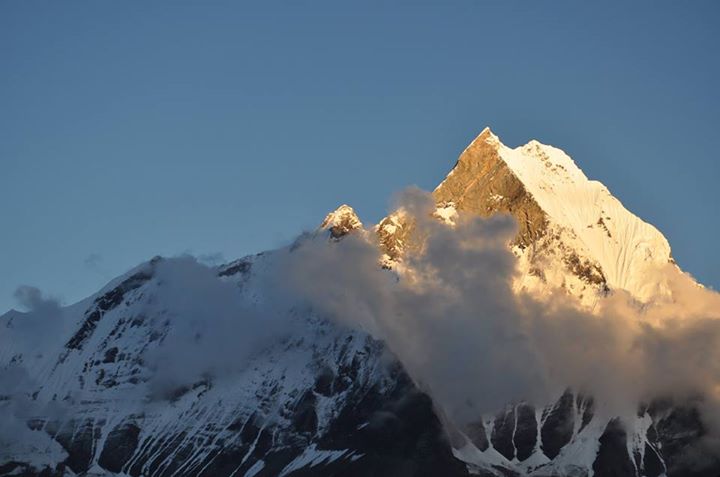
[319,204,363,239]
[1,129,717,477]
[433,128,672,303]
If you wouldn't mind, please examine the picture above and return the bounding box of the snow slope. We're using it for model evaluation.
[488,129,673,302]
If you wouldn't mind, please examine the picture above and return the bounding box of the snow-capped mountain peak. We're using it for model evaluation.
[465,126,501,149]
[2,128,714,477]
[320,204,363,238]
[434,128,673,303]
[503,135,671,301]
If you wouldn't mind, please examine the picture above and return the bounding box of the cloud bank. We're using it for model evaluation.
[4,188,720,468]
[142,256,296,397]
[9,286,64,352]
[278,188,720,442]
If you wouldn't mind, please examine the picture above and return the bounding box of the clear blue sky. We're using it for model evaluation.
[2,1,719,313]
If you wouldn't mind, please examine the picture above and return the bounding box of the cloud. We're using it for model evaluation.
[196,252,226,266]
[9,286,64,352]
[277,188,720,442]
[4,188,720,467]
[2,289,69,450]
[13,285,60,313]
[141,256,296,398]
[84,253,103,269]
[84,253,115,280]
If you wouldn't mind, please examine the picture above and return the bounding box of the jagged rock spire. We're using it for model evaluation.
[320,204,363,238]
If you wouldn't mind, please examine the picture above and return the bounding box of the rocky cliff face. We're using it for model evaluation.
[433,128,549,248]
[1,128,717,477]
[319,205,363,240]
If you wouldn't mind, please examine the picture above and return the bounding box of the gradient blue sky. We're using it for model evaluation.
[2,1,719,313]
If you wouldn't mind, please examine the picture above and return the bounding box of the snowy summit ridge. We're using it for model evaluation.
[433,127,673,303]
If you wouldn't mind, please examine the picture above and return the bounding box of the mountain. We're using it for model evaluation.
[1,129,718,477]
